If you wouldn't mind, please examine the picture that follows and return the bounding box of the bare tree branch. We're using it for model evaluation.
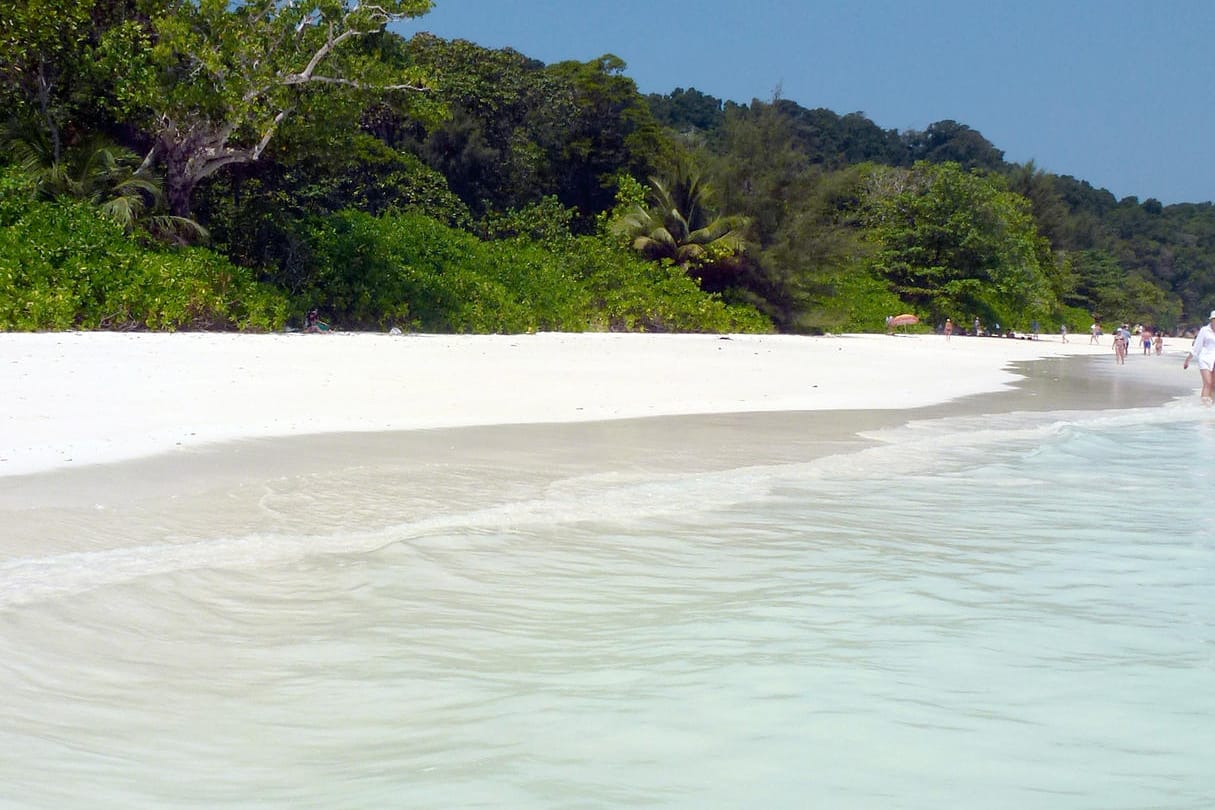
[146,1,436,217]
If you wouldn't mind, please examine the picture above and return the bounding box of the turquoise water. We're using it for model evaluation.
[1,404,1213,808]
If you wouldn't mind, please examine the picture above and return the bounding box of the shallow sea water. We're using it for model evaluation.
[1,398,1213,808]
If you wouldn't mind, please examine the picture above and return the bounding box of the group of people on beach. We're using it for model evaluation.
[301,304,1215,405]
[940,317,1023,339]
[943,310,1215,406]
[1106,323,1165,365]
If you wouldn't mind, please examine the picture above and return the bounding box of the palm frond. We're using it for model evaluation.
[144,215,211,243]
[612,165,751,273]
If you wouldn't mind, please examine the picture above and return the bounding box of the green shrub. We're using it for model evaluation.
[556,236,769,332]
[0,170,36,227]
[479,239,591,331]
[0,186,287,331]
[794,267,909,333]
[301,210,772,333]
[304,210,484,330]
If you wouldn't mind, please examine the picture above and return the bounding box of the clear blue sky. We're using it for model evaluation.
[401,0,1214,205]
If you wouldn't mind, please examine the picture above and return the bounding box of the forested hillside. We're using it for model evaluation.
[3,0,1212,334]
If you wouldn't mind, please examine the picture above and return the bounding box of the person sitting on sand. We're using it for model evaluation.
[1183,310,1215,405]
[303,309,330,333]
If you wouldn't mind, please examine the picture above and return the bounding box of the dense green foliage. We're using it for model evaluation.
[2,0,1213,334]
[659,93,1201,332]
[610,165,749,276]
[0,170,286,330]
[862,162,1056,328]
[299,208,768,333]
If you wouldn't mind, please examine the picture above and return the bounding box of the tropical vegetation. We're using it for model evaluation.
[2,0,1212,334]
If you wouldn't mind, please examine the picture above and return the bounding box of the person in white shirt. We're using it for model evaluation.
[1182,310,1215,405]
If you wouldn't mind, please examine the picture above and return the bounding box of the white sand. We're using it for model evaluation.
[0,330,1166,476]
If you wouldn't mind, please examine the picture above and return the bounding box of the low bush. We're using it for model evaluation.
[0,177,287,331]
[301,210,772,333]
[790,267,908,333]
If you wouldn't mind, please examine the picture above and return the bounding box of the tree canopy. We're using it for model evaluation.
[129,0,436,216]
[1,0,1211,334]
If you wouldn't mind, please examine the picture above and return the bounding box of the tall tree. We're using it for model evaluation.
[646,87,726,134]
[128,0,436,218]
[0,0,146,161]
[903,120,1005,172]
[1004,161,1071,246]
[1065,249,1182,328]
[394,35,568,214]
[711,98,813,246]
[770,101,907,168]
[863,161,1053,326]
[757,165,874,331]
[543,54,672,220]
[393,39,671,224]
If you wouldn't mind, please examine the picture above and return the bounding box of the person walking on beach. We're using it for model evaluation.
[1090,322,1101,344]
[973,316,981,336]
[944,318,953,341]
[1142,328,1153,355]
[1154,331,1164,355]
[1113,326,1129,364]
[1182,310,1215,405]
[1060,323,1069,343]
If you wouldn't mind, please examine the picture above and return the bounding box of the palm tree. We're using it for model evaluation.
[4,125,207,242]
[612,165,750,273]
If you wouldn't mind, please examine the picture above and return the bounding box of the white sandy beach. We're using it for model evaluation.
[3,329,1191,478]
[2,332,1211,808]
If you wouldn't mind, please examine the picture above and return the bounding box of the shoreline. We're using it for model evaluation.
[1,330,1194,479]
[0,342,1199,559]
